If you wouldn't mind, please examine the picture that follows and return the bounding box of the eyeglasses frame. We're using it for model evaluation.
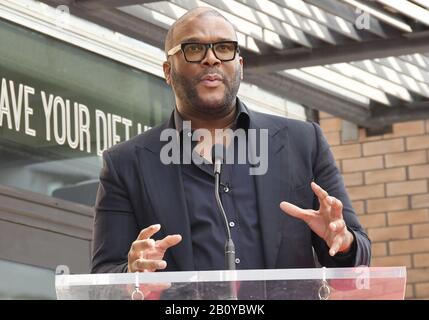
[167,41,240,63]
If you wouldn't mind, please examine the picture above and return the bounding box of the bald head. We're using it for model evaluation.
[164,7,236,57]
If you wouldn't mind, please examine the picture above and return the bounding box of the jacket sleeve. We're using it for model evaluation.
[91,150,139,273]
[310,123,371,267]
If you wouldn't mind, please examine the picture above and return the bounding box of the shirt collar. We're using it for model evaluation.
[173,97,250,132]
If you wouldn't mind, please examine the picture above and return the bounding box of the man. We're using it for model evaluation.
[91,7,371,274]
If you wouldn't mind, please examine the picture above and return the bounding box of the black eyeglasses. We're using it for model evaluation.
[167,41,239,63]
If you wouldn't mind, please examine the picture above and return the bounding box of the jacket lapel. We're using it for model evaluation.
[133,106,293,271]
[135,117,194,271]
[249,110,291,269]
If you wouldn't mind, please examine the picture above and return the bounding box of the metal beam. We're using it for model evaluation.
[376,0,429,28]
[245,31,429,72]
[205,0,358,45]
[268,0,367,41]
[244,71,429,128]
[37,0,429,128]
[74,0,160,10]
[303,0,403,38]
[169,0,313,48]
[369,102,429,127]
[243,71,372,126]
[41,0,167,49]
[350,60,429,98]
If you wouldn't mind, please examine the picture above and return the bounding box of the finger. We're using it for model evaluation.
[280,201,317,223]
[329,219,346,233]
[137,224,161,241]
[331,198,343,219]
[329,234,344,256]
[311,182,332,211]
[156,234,182,251]
[131,238,156,255]
[134,259,167,272]
[139,282,172,294]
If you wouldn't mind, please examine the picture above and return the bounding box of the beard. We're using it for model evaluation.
[171,65,241,115]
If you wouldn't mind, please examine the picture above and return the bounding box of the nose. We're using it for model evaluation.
[202,46,221,66]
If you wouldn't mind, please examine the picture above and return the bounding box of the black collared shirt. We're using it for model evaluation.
[174,101,265,270]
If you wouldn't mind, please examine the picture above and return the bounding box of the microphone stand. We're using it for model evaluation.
[213,144,238,300]
[214,172,236,271]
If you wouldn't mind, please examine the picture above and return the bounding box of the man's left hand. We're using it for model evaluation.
[280,182,354,256]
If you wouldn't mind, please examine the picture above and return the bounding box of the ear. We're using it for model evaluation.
[239,56,244,80]
[163,61,172,85]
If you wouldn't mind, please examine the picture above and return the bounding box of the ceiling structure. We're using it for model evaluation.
[39,0,429,129]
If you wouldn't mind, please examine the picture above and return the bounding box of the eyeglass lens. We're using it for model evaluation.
[183,42,237,62]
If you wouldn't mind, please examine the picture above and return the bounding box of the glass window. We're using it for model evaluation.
[0,19,175,206]
[0,259,56,299]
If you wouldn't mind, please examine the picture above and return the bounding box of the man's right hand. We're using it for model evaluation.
[127,224,182,273]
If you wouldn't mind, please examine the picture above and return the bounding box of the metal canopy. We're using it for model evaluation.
[40,0,429,129]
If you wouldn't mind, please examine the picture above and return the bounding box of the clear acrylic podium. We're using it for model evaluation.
[55,267,406,300]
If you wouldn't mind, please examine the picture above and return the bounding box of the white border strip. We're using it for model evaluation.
[56,267,406,287]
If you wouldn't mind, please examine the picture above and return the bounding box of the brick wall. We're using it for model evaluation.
[319,112,429,300]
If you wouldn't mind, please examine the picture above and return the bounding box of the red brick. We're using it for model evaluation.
[352,200,365,215]
[407,268,429,283]
[409,164,429,179]
[372,242,387,257]
[336,159,342,173]
[324,131,340,146]
[320,118,342,133]
[411,194,429,209]
[347,184,385,200]
[368,225,409,241]
[414,253,429,268]
[331,144,361,160]
[415,282,429,299]
[385,150,427,168]
[363,139,404,156]
[406,284,415,299]
[365,167,406,185]
[319,111,333,119]
[343,172,363,186]
[359,128,382,142]
[371,255,412,268]
[412,223,429,238]
[392,121,425,137]
[367,196,409,213]
[386,180,427,197]
[406,136,429,151]
[389,239,429,255]
[343,156,384,173]
[388,209,429,226]
[358,213,386,228]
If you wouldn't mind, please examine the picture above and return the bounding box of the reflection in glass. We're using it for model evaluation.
[0,19,174,206]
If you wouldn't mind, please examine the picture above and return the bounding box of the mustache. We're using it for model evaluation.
[197,69,226,83]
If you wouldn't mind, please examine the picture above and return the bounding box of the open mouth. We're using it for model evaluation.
[200,74,223,88]
[200,79,223,87]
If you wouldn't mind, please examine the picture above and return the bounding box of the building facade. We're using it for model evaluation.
[0,1,305,299]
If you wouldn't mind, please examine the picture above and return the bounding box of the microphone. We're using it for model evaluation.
[212,144,237,300]
[211,144,236,271]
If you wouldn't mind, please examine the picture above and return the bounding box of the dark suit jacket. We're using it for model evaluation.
[91,103,371,273]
